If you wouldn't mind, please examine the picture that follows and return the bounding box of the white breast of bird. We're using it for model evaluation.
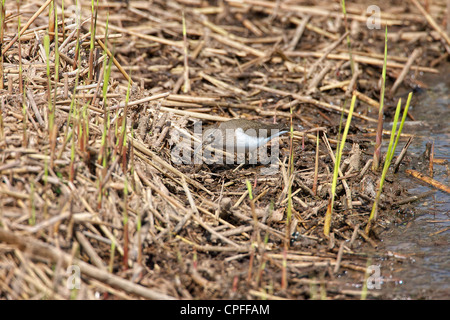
[231,128,287,151]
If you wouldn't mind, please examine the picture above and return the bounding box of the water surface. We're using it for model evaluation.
[378,63,449,299]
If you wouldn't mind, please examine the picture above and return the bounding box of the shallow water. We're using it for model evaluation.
[377,63,450,299]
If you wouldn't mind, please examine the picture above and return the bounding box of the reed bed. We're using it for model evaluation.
[0,0,448,300]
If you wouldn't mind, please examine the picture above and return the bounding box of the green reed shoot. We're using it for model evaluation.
[73,0,81,69]
[58,30,82,160]
[57,86,78,160]
[100,50,113,159]
[373,26,388,172]
[392,92,413,162]
[50,1,60,164]
[61,0,65,42]
[366,93,412,233]
[88,0,99,82]
[98,12,112,208]
[43,27,56,164]
[340,0,354,75]
[324,94,356,236]
[323,0,357,236]
[119,75,132,171]
[334,0,355,163]
[245,179,253,199]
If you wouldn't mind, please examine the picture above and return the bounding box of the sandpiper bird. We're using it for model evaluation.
[194,118,291,163]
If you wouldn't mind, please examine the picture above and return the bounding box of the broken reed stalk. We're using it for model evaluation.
[22,84,27,147]
[49,1,59,167]
[0,229,174,299]
[410,0,450,47]
[324,94,356,236]
[28,181,36,225]
[0,97,4,141]
[53,1,60,109]
[0,0,4,90]
[96,38,132,84]
[48,0,54,42]
[182,11,190,93]
[17,1,26,147]
[17,1,23,94]
[2,0,52,54]
[281,247,288,290]
[122,178,129,270]
[429,141,434,177]
[69,120,75,182]
[393,136,413,173]
[366,92,412,233]
[312,130,319,195]
[59,38,82,163]
[245,179,258,282]
[81,100,89,158]
[405,169,450,194]
[281,107,296,290]
[108,241,116,274]
[372,26,388,172]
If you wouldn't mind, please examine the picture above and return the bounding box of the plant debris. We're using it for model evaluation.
[0,0,448,300]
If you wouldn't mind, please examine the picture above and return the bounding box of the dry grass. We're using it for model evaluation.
[0,0,447,300]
